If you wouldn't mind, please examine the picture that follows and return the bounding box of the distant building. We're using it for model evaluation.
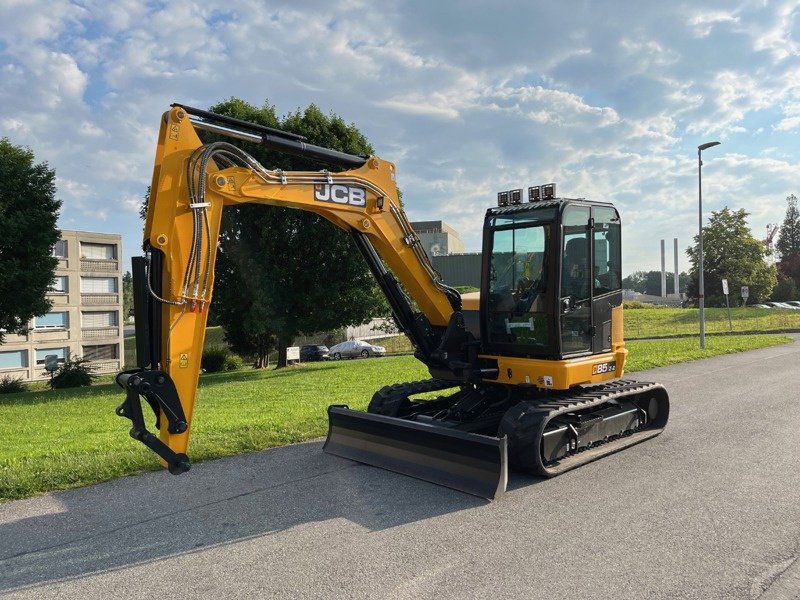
[0,230,124,382]
[410,220,465,257]
[431,253,482,288]
[409,220,480,288]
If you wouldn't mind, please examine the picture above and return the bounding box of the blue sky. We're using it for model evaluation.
[1,0,798,275]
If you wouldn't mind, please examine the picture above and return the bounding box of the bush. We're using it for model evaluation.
[225,353,244,371]
[0,375,25,394]
[623,301,649,309]
[202,346,231,373]
[49,356,96,389]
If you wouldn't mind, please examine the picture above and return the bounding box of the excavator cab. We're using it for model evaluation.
[482,198,623,360]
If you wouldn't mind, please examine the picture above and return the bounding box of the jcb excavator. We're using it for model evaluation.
[116,104,669,499]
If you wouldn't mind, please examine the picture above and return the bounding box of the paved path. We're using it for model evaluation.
[1,338,799,599]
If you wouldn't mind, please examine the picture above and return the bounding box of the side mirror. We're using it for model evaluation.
[561,296,573,314]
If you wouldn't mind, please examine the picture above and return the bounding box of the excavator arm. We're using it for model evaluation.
[116,104,493,484]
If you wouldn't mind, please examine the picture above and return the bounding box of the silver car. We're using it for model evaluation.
[329,340,386,359]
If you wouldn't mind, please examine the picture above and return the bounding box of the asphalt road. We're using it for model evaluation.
[1,337,799,599]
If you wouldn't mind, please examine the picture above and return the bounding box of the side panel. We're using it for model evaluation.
[479,348,628,389]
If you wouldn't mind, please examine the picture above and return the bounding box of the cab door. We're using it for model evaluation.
[591,206,622,353]
[559,205,592,355]
[559,203,622,356]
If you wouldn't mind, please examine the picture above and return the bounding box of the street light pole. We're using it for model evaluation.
[698,140,720,349]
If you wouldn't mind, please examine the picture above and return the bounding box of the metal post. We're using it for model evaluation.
[674,238,679,297]
[697,141,720,350]
[698,150,705,348]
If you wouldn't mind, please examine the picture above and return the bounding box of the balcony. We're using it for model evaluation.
[46,293,70,306]
[33,328,70,342]
[82,327,120,340]
[80,259,118,273]
[81,293,119,306]
[89,360,121,374]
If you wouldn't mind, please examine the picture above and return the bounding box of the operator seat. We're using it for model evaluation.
[562,238,589,300]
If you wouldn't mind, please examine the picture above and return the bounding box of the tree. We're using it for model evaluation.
[777,255,800,297]
[772,277,798,302]
[205,99,389,368]
[0,139,61,343]
[212,236,277,368]
[122,271,134,321]
[686,207,777,306]
[621,270,687,295]
[776,194,800,296]
[776,194,799,261]
[621,271,647,293]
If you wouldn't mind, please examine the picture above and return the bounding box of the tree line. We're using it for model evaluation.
[622,197,800,307]
[681,197,799,306]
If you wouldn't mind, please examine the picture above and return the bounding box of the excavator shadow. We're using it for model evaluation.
[0,441,545,592]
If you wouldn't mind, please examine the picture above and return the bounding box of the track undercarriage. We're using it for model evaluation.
[324,378,669,499]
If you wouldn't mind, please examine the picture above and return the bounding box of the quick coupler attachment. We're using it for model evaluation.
[115,370,191,475]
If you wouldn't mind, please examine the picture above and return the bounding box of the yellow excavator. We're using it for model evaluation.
[116,104,669,499]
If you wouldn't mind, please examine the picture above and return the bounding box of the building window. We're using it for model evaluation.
[80,243,117,260]
[80,276,117,293]
[49,276,68,293]
[82,344,119,361]
[0,350,27,370]
[51,240,68,258]
[34,312,68,329]
[35,347,67,365]
[81,311,118,328]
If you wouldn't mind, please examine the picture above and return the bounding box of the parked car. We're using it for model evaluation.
[328,340,386,359]
[752,303,771,309]
[767,301,798,310]
[786,301,800,308]
[299,344,329,361]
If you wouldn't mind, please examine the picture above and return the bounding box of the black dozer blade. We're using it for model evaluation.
[324,405,508,500]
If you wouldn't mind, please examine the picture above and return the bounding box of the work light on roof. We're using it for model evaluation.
[528,183,556,202]
[497,189,523,207]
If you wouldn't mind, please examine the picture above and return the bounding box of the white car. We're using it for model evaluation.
[767,301,798,310]
[328,340,386,359]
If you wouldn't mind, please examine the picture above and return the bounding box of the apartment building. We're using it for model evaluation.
[0,231,124,382]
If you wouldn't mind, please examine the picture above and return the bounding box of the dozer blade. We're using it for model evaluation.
[324,405,508,499]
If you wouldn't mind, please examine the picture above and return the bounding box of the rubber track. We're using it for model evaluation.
[499,379,669,477]
[368,378,460,416]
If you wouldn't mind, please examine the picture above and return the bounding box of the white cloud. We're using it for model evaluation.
[775,102,800,131]
[689,9,740,38]
[0,0,798,276]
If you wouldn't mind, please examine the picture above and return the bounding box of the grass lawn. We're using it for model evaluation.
[0,334,793,501]
[624,306,800,339]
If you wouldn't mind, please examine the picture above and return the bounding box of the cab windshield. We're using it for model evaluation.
[486,211,556,356]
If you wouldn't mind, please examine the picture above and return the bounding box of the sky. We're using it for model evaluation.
[1,0,798,276]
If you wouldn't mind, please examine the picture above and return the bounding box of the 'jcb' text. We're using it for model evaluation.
[313,184,366,207]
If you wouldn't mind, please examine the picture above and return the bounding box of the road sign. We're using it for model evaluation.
[721,280,732,330]
[741,286,749,299]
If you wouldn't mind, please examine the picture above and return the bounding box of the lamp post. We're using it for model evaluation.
[698,140,720,349]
